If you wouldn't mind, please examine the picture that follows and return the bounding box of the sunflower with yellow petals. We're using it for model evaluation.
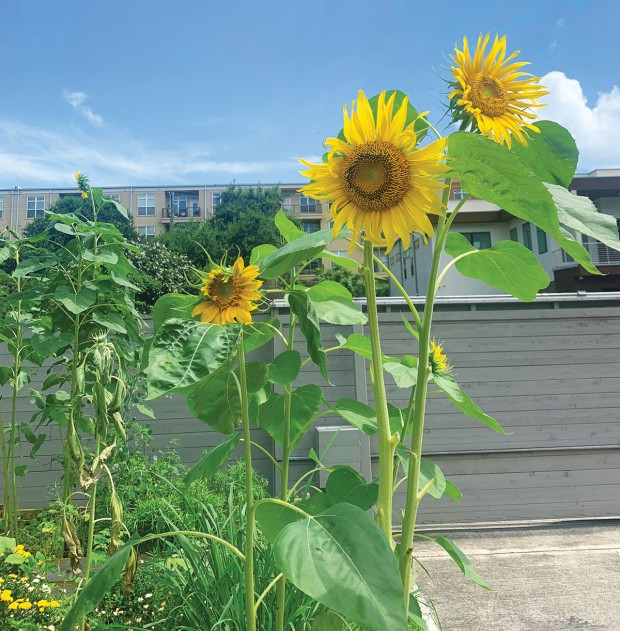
[449,34,548,147]
[429,341,449,375]
[192,257,263,325]
[300,90,448,252]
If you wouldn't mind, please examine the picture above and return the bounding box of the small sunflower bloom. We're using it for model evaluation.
[74,171,91,198]
[18,599,32,609]
[300,90,448,253]
[449,34,548,148]
[192,257,263,325]
[430,341,449,374]
[1,589,13,602]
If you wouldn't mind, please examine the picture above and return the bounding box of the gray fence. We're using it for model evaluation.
[3,293,620,525]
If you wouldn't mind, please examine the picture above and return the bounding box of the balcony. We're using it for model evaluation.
[162,206,201,219]
[284,202,326,217]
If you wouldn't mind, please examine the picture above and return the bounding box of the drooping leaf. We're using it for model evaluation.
[444,480,462,503]
[152,293,199,332]
[431,372,463,402]
[396,446,447,500]
[60,540,136,631]
[268,350,301,385]
[272,503,407,631]
[187,362,269,434]
[82,249,119,265]
[259,384,324,448]
[145,319,241,399]
[54,286,96,314]
[244,317,281,353]
[184,433,241,485]
[448,131,598,274]
[275,209,306,242]
[330,398,378,435]
[384,356,418,388]
[92,311,128,334]
[434,536,489,589]
[510,120,578,188]
[312,611,347,630]
[321,251,359,270]
[444,233,549,301]
[288,290,328,381]
[545,183,620,254]
[255,501,304,544]
[250,243,278,265]
[307,281,367,326]
[440,384,506,435]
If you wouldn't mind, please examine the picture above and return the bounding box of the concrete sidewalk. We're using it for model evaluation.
[414,522,620,631]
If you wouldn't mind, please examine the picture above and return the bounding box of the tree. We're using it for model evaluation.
[312,266,390,297]
[158,186,285,266]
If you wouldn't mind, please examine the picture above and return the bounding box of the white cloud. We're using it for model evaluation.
[555,17,565,27]
[0,118,300,187]
[63,90,104,127]
[540,71,620,170]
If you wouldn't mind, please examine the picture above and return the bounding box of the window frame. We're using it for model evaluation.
[522,222,533,251]
[459,231,492,250]
[26,196,45,219]
[137,194,156,217]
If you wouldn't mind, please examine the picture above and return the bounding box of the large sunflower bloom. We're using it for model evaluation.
[192,257,263,325]
[449,34,548,147]
[300,90,447,252]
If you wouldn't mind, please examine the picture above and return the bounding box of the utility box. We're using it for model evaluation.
[315,425,372,487]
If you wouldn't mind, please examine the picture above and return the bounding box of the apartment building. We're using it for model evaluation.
[0,182,361,269]
[388,169,620,295]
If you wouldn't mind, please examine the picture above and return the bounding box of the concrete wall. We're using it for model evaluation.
[2,295,620,525]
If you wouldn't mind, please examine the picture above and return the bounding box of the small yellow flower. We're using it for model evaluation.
[9,574,17,579]
[49,600,60,608]
[193,257,263,325]
[18,600,32,609]
[8,600,19,610]
[14,544,32,558]
[430,341,449,374]
[1,589,13,602]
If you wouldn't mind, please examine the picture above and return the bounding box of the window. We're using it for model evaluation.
[191,200,200,217]
[522,222,532,250]
[173,195,188,217]
[282,194,292,210]
[453,187,466,201]
[306,258,321,271]
[104,193,121,202]
[537,227,548,254]
[302,221,320,234]
[510,227,518,242]
[300,195,317,213]
[26,196,45,219]
[137,194,155,216]
[0,198,3,219]
[373,250,389,273]
[330,250,347,268]
[137,226,156,239]
[212,192,222,211]
[460,231,491,250]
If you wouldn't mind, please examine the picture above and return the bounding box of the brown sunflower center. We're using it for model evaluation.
[207,276,240,307]
[342,140,411,213]
[469,73,509,117]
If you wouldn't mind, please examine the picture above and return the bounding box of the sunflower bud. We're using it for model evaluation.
[123,547,138,596]
[108,491,123,555]
[62,516,82,574]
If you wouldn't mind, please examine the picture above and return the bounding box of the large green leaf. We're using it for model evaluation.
[330,398,378,435]
[434,537,489,589]
[545,183,620,253]
[92,310,128,334]
[320,251,359,270]
[268,350,301,385]
[184,433,241,485]
[259,384,324,448]
[510,121,578,188]
[260,229,340,279]
[307,281,367,326]
[145,319,241,399]
[244,316,281,353]
[60,540,136,631]
[152,293,199,332]
[250,243,278,265]
[275,208,306,242]
[448,132,598,274]
[396,446,447,500]
[255,501,303,544]
[445,233,549,301]
[325,466,378,510]
[312,612,347,630]
[272,503,407,631]
[288,290,328,381]
[187,362,269,434]
[53,286,96,315]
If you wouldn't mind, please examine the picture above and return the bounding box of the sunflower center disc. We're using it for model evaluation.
[469,73,509,117]
[343,140,411,213]
[210,277,237,305]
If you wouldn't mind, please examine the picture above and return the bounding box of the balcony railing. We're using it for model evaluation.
[553,237,620,269]
[283,203,327,216]
[162,207,201,219]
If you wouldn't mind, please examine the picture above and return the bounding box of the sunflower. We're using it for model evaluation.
[300,90,447,252]
[192,257,263,325]
[449,34,548,147]
[429,341,449,375]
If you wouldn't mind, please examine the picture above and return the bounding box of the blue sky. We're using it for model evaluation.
[0,0,618,188]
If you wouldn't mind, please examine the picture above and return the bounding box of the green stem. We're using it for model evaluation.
[82,434,102,584]
[399,183,453,601]
[0,402,9,535]
[238,337,256,631]
[276,310,296,631]
[363,240,396,541]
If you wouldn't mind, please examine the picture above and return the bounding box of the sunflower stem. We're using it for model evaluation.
[363,240,396,542]
[399,183,452,603]
[238,336,256,631]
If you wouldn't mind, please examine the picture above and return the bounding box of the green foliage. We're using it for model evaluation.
[313,266,390,297]
[126,240,195,312]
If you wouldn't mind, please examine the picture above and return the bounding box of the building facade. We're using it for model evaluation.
[388,169,620,296]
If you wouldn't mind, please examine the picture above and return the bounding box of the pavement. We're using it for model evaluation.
[413,522,620,631]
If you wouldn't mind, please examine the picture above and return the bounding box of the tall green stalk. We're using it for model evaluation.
[238,336,256,631]
[363,240,397,541]
[399,185,453,601]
